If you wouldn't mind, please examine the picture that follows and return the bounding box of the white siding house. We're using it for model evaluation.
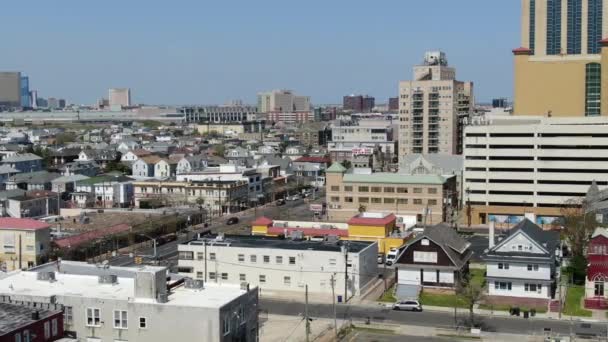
[483,220,560,299]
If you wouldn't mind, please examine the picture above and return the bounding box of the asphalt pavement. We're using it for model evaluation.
[259,298,608,339]
[107,196,322,267]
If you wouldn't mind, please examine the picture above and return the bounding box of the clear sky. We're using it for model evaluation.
[3,0,520,106]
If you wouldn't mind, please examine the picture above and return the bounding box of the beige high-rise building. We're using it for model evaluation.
[514,0,608,116]
[257,89,310,113]
[0,72,21,108]
[398,51,474,157]
[108,88,132,108]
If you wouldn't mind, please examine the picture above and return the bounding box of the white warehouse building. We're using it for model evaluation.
[0,261,258,342]
[178,235,378,300]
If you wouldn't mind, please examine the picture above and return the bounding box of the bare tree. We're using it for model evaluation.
[458,277,484,326]
[560,198,597,258]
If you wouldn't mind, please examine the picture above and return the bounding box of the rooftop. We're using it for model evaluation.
[0,302,61,335]
[1,153,42,163]
[343,172,448,185]
[348,213,396,226]
[0,261,249,309]
[184,234,372,253]
[0,218,50,231]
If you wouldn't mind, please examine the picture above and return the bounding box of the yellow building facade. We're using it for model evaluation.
[514,0,608,116]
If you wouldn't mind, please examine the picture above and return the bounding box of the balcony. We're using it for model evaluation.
[413,125,423,131]
[429,125,439,132]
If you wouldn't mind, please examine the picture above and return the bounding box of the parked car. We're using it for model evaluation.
[226,217,239,225]
[385,248,399,266]
[377,254,385,264]
[276,199,286,206]
[287,194,301,201]
[393,300,422,312]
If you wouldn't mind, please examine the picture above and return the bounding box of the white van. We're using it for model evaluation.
[385,249,399,266]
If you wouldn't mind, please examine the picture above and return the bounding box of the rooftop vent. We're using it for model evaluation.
[326,236,339,243]
[98,274,118,285]
[37,271,56,282]
[289,231,304,241]
[184,278,205,290]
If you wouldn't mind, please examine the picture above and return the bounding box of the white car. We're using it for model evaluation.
[287,194,301,201]
[393,300,422,312]
[385,249,399,266]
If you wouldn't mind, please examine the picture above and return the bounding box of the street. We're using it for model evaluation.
[107,195,323,267]
[260,298,608,339]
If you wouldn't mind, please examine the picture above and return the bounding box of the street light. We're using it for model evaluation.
[138,233,157,259]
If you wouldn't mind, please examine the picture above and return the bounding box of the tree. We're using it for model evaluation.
[560,198,597,258]
[105,161,132,175]
[358,205,366,214]
[341,160,352,169]
[55,132,77,145]
[458,275,484,326]
[213,144,226,157]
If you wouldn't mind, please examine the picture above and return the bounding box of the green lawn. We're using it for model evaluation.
[378,285,397,303]
[419,291,469,308]
[563,286,592,317]
[469,268,486,287]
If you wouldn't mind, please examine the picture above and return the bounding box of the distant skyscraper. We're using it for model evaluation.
[257,89,310,113]
[20,76,30,108]
[388,97,399,111]
[58,99,66,109]
[342,95,375,112]
[398,51,474,155]
[109,88,132,108]
[492,98,508,108]
[47,97,59,109]
[36,97,47,108]
[30,90,38,109]
[0,72,21,108]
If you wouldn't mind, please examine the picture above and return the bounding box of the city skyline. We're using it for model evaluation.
[1,0,519,105]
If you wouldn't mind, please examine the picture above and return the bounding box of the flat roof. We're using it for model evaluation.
[1,262,248,309]
[184,234,373,253]
[343,173,448,185]
[31,260,164,279]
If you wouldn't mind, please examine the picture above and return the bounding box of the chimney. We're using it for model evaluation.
[489,221,495,249]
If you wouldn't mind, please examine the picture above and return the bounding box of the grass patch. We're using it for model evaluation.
[469,268,486,287]
[378,285,397,303]
[352,326,396,335]
[563,286,592,317]
[419,292,468,308]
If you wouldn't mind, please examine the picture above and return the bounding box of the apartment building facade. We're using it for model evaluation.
[514,0,608,116]
[325,163,457,224]
[463,116,608,225]
[257,89,310,113]
[0,218,51,271]
[177,235,378,298]
[133,179,248,214]
[180,105,259,123]
[398,51,474,156]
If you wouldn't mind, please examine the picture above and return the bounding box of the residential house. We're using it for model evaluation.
[51,174,90,195]
[132,155,163,179]
[394,223,472,294]
[0,144,22,160]
[284,145,306,161]
[116,140,141,153]
[5,171,61,191]
[292,156,331,187]
[225,147,253,167]
[584,228,608,309]
[0,303,64,340]
[176,155,208,174]
[483,220,560,300]
[6,190,60,219]
[0,217,51,271]
[0,165,19,188]
[77,149,119,168]
[154,158,178,179]
[0,153,43,173]
[49,148,82,165]
[121,149,151,163]
[71,175,134,208]
[57,160,100,177]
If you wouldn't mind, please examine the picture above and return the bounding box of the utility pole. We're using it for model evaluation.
[305,284,311,342]
[330,274,338,339]
[204,239,208,282]
[344,242,349,303]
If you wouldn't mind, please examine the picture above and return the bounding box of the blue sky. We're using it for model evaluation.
[3,0,520,105]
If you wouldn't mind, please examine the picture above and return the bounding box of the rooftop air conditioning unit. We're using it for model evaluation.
[98,274,118,285]
[184,278,205,290]
[37,271,56,282]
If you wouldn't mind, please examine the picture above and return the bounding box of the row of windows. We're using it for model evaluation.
[498,263,539,270]
[204,272,293,286]
[178,251,299,265]
[330,196,438,206]
[85,307,148,329]
[330,186,437,194]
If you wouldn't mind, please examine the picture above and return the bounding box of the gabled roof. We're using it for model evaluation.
[7,171,61,184]
[1,153,42,163]
[137,155,163,165]
[484,219,559,259]
[592,227,608,239]
[397,223,471,269]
